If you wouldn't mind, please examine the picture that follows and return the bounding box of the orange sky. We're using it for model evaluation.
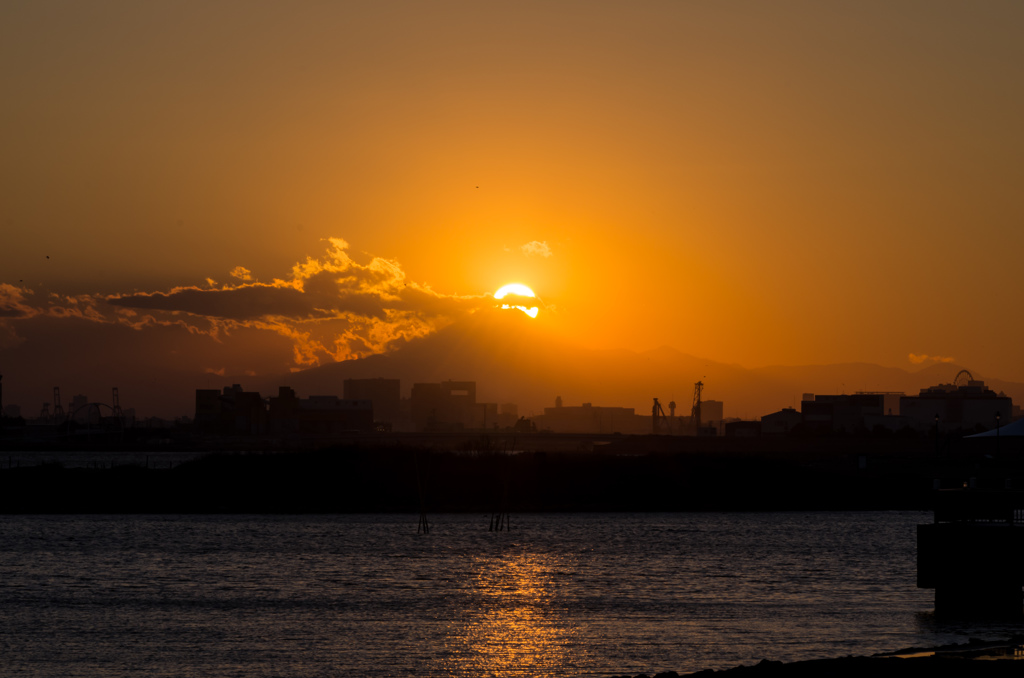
[2,1,1024,413]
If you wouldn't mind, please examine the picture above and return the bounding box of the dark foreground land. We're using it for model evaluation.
[1,434,1020,512]
[670,656,1022,677]
[619,638,1024,678]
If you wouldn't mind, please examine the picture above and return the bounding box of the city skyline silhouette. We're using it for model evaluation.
[3,304,1024,421]
[3,3,1023,424]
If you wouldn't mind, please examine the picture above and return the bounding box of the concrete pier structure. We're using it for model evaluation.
[918,490,1024,617]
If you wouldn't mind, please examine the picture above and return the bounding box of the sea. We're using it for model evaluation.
[1,512,1021,677]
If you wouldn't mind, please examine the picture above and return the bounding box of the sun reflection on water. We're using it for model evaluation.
[440,550,589,677]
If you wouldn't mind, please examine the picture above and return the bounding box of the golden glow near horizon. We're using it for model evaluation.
[2,1,1024,407]
[494,284,539,318]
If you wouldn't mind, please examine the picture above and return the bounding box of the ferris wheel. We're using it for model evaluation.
[953,369,973,388]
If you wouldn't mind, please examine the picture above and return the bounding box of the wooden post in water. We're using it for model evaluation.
[489,439,512,532]
[489,510,509,532]
[415,450,429,535]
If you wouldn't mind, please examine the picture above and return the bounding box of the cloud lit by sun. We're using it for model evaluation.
[494,284,539,318]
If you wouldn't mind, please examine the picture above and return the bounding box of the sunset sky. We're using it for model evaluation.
[2,1,1023,416]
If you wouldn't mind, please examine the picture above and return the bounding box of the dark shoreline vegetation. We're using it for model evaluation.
[1,434,1019,513]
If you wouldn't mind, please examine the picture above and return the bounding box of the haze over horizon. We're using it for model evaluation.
[2,2,1022,417]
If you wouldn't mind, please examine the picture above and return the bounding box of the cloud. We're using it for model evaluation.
[0,284,42,320]
[0,284,117,348]
[494,292,540,308]
[520,240,553,258]
[909,353,955,365]
[108,284,318,321]
[0,237,493,369]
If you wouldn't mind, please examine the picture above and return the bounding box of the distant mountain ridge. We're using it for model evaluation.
[249,310,1024,420]
[7,309,1012,420]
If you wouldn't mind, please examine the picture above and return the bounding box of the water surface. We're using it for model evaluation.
[1,512,1020,677]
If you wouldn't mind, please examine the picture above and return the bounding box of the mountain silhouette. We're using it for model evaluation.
[6,307,1018,421]
[250,309,1024,420]
[254,308,607,414]
[7,307,743,419]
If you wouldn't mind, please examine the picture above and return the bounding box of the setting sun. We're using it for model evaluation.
[494,283,539,318]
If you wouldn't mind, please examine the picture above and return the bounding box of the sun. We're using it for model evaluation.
[494,283,539,318]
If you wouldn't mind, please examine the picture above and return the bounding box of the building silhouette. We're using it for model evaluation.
[344,378,400,422]
[410,380,478,431]
[473,402,499,430]
[901,378,1012,432]
[195,385,267,435]
[534,402,648,435]
[761,407,801,435]
[196,384,374,436]
[268,386,373,435]
[701,399,724,434]
[800,393,884,434]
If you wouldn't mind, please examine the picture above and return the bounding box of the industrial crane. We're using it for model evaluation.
[652,398,669,434]
[691,381,703,435]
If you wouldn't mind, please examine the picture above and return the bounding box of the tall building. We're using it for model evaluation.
[344,378,401,422]
[410,383,443,431]
[410,380,477,431]
[194,384,267,435]
[268,387,373,435]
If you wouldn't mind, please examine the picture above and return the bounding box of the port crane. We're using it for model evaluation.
[652,398,669,434]
[690,381,703,435]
